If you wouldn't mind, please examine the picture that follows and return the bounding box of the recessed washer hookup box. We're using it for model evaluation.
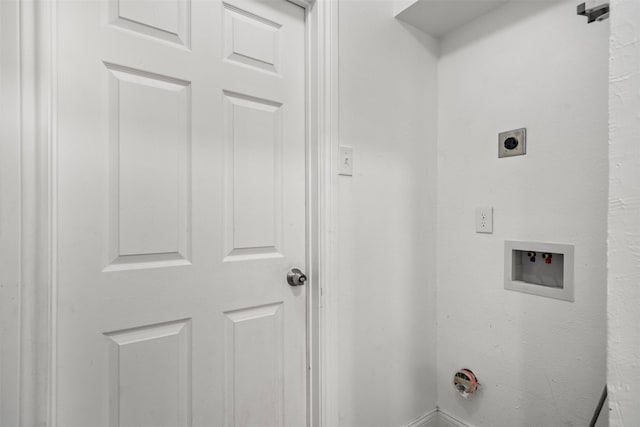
[504,240,574,302]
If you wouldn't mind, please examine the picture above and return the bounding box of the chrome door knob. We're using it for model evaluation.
[287,268,307,287]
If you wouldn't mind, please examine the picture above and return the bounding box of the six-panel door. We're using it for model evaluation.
[55,0,306,425]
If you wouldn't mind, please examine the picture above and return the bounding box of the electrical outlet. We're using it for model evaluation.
[476,207,493,233]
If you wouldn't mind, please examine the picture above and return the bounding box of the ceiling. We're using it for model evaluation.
[395,0,511,38]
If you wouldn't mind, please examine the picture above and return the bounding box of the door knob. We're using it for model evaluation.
[287,268,307,287]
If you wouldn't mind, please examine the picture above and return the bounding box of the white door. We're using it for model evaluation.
[55,0,306,425]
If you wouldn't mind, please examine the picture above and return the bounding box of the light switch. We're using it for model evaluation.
[338,146,353,176]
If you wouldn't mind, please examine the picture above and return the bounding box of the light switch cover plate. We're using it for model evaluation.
[338,145,353,176]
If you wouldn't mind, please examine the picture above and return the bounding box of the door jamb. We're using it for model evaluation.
[300,1,340,426]
[5,0,340,426]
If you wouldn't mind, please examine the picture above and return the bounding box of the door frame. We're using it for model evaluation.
[0,0,340,425]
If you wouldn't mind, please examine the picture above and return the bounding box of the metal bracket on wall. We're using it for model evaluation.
[577,2,610,23]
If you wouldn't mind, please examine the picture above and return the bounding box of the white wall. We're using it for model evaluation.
[336,1,439,425]
[608,0,640,425]
[436,1,609,425]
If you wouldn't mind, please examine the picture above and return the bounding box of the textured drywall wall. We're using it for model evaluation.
[436,1,608,425]
[608,0,640,425]
[337,1,439,425]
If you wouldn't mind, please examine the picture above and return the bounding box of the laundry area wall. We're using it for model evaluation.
[334,0,610,426]
[436,1,608,425]
[336,1,439,425]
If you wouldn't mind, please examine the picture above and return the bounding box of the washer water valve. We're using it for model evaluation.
[453,369,479,398]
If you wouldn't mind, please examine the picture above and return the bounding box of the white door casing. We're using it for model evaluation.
[0,0,22,425]
[53,0,307,425]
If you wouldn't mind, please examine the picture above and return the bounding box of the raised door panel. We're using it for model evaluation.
[107,0,191,47]
[224,304,284,427]
[223,3,281,74]
[105,63,191,271]
[105,319,192,427]
[223,91,283,262]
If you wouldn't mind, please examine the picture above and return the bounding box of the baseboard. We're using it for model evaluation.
[406,409,439,427]
[404,408,472,427]
[437,409,473,427]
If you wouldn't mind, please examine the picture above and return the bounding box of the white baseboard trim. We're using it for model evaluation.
[437,409,473,427]
[404,408,472,427]
[406,409,439,427]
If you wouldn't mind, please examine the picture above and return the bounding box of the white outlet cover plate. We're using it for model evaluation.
[338,145,353,176]
[476,207,493,233]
